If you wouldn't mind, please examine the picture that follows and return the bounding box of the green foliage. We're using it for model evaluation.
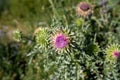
[0,0,120,80]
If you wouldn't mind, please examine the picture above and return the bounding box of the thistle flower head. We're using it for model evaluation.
[113,51,120,58]
[50,30,70,53]
[76,2,94,18]
[34,27,48,47]
[75,18,84,26]
[86,43,100,54]
[105,44,120,61]
[54,33,69,48]
[80,2,90,11]
[13,29,22,42]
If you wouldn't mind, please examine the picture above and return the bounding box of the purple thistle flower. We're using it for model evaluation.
[76,2,94,18]
[80,2,90,11]
[113,51,120,58]
[53,33,69,49]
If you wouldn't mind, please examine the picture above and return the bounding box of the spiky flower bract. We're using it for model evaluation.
[34,27,48,48]
[76,2,94,18]
[105,44,120,62]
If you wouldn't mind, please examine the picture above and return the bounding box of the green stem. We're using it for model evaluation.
[49,0,59,18]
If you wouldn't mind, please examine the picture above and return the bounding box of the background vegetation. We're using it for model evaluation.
[0,0,120,80]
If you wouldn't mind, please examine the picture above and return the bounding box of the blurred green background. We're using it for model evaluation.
[0,0,81,43]
[0,0,119,43]
[0,0,50,44]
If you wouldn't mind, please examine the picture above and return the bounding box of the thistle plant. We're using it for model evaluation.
[9,0,120,80]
